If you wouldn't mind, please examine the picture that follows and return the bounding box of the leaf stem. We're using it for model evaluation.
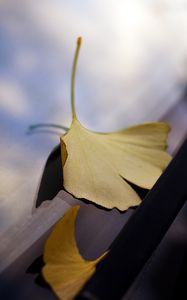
[71,37,82,121]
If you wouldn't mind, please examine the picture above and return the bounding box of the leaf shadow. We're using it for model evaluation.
[35,144,63,208]
[26,255,51,289]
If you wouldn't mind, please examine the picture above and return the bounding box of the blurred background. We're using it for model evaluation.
[0,0,187,234]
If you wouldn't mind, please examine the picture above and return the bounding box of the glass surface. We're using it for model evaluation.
[0,0,187,237]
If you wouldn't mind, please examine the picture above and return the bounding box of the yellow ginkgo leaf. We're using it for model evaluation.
[42,205,106,300]
[60,37,171,211]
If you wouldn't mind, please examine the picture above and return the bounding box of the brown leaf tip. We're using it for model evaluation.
[77,37,82,46]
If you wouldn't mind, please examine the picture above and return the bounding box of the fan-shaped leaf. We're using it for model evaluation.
[42,206,106,300]
[60,38,171,211]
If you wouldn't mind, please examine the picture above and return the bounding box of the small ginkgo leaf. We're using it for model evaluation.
[60,37,172,211]
[42,206,106,300]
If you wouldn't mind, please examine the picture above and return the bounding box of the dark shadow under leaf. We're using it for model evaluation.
[26,255,51,289]
[26,255,44,274]
[36,145,63,207]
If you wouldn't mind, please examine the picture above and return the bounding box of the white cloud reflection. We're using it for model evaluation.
[0,79,29,117]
